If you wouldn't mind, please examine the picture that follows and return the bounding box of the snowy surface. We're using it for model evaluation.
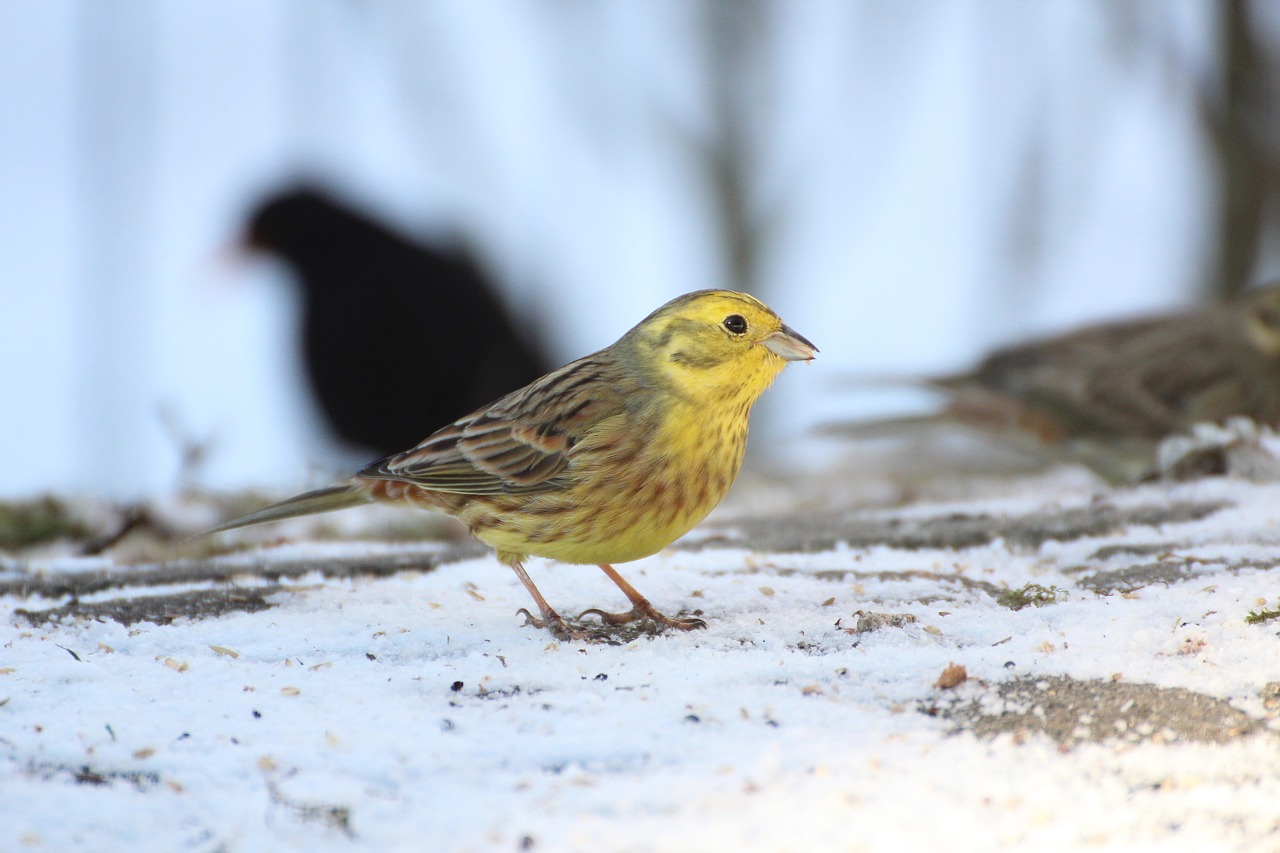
[3,473,1280,851]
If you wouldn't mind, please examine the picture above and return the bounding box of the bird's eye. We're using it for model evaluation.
[723,314,748,335]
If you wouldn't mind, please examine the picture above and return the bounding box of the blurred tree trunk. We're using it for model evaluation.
[1202,0,1277,298]
[701,0,768,294]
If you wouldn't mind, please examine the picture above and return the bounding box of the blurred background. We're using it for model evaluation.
[5,0,1280,500]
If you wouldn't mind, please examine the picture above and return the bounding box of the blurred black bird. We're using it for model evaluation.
[242,185,553,457]
[831,284,1280,482]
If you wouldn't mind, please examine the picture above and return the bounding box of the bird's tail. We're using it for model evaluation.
[208,483,373,534]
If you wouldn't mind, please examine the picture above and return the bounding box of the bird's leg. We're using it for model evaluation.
[579,564,706,632]
[507,560,591,640]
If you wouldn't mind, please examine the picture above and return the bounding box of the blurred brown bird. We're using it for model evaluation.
[835,284,1280,482]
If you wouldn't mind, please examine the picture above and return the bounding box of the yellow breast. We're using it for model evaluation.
[470,396,749,566]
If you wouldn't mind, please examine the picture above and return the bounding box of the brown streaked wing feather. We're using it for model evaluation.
[948,310,1227,438]
[357,353,621,495]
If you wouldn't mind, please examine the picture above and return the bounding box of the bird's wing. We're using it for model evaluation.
[357,353,617,495]
[944,311,1226,438]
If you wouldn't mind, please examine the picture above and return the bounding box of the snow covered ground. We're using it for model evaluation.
[3,471,1280,851]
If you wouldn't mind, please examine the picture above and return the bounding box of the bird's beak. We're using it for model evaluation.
[763,324,818,362]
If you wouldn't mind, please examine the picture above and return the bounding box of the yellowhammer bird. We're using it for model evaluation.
[211,290,817,639]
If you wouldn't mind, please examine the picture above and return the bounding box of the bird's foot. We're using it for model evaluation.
[578,604,707,633]
[516,607,599,642]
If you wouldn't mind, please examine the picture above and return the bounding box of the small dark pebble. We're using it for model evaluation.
[366,653,376,661]
[75,766,107,786]
[252,710,261,719]
[683,715,701,724]
[593,673,607,681]
[451,681,464,693]
[1004,661,1016,669]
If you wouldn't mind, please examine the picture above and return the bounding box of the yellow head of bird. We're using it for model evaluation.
[619,290,817,401]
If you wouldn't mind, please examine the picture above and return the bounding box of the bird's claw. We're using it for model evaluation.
[515,608,595,642]
[577,606,706,632]
[515,601,705,642]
